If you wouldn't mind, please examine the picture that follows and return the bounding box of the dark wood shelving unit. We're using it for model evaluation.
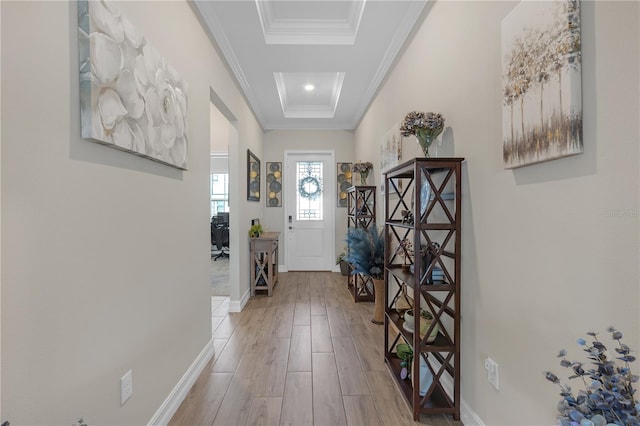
[383,158,463,421]
[346,185,376,302]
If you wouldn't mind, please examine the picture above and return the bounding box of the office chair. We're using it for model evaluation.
[218,212,229,227]
[212,214,229,261]
[211,216,220,245]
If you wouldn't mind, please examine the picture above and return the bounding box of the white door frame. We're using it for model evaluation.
[210,88,240,307]
[283,150,335,271]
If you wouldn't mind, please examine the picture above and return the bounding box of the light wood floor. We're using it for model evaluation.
[170,272,463,426]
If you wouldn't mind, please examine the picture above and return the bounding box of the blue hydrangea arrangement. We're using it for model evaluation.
[544,327,639,426]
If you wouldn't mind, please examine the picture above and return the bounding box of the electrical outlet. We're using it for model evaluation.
[120,369,133,405]
[484,357,499,390]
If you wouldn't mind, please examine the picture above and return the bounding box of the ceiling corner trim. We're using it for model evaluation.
[254,0,272,41]
[330,72,346,113]
[274,72,289,115]
[348,0,367,40]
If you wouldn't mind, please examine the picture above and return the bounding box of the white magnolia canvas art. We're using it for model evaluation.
[502,0,582,169]
[78,0,189,169]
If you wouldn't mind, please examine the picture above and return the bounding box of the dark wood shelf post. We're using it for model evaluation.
[346,185,377,302]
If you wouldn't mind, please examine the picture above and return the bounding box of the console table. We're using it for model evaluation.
[249,232,279,296]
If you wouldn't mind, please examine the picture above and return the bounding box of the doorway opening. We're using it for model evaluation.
[209,103,230,296]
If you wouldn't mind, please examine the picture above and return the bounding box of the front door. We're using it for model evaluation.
[285,151,334,271]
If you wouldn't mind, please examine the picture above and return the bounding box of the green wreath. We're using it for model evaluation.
[298,176,322,199]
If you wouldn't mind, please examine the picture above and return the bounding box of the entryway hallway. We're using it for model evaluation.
[170,271,462,425]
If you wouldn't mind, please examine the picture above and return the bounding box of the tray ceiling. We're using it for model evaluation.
[192,1,428,130]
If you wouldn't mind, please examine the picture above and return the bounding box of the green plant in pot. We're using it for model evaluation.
[344,226,385,324]
[248,223,263,238]
[404,308,439,343]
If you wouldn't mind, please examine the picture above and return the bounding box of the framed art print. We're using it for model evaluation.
[247,150,260,201]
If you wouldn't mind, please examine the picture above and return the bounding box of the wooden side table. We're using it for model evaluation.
[249,232,279,296]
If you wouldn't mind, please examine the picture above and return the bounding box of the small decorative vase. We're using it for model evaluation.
[359,170,369,185]
[416,134,435,158]
[395,284,413,313]
[404,310,415,331]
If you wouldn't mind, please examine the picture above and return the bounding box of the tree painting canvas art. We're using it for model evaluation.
[78,0,189,169]
[502,0,582,169]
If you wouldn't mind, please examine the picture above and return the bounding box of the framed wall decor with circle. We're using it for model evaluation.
[247,149,260,201]
[266,162,282,207]
[337,162,353,207]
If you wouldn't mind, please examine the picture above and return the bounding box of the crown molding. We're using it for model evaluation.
[192,2,267,127]
[256,0,366,45]
[352,0,428,129]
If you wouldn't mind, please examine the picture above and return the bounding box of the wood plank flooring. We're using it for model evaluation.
[170,272,462,426]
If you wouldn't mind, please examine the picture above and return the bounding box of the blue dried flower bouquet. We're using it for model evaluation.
[544,327,639,426]
[343,226,384,280]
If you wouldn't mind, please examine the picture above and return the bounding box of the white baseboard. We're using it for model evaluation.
[460,399,485,426]
[229,288,250,312]
[440,372,485,426]
[279,264,287,272]
[148,338,215,425]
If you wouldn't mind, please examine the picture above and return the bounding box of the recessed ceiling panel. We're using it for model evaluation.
[275,72,345,118]
[256,0,366,45]
[192,0,428,129]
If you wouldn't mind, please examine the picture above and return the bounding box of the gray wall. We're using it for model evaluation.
[355,1,639,424]
[262,130,354,270]
[1,1,261,423]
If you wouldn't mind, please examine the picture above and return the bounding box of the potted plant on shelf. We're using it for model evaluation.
[248,223,263,238]
[404,308,439,343]
[396,343,433,397]
[344,226,385,324]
